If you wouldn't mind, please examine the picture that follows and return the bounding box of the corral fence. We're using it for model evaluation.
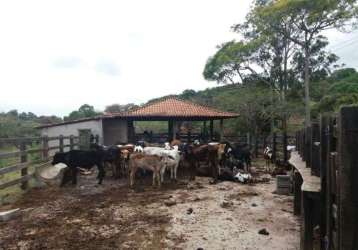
[136,132,294,161]
[293,106,358,250]
[0,135,81,191]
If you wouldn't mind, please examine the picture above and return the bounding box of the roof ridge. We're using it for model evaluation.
[170,97,238,116]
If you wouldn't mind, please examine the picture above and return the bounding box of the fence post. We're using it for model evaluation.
[311,123,320,176]
[337,106,358,250]
[272,132,277,163]
[320,115,329,249]
[283,126,288,164]
[254,136,259,158]
[70,135,74,150]
[187,131,192,143]
[42,135,49,160]
[293,170,302,215]
[302,130,306,161]
[305,126,312,168]
[20,141,28,190]
[263,136,267,149]
[59,135,64,153]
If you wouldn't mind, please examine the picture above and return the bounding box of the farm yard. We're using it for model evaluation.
[0,159,300,250]
[2,0,358,250]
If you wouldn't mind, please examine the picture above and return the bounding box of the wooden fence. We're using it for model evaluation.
[0,135,79,191]
[293,106,358,250]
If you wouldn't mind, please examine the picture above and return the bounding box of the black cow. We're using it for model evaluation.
[224,142,251,172]
[90,144,121,164]
[52,149,105,186]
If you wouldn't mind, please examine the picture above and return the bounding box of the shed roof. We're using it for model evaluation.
[37,97,238,128]
[104,97,239,120]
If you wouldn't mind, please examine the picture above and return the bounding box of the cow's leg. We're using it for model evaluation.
[97,163,105,185]
[61,168,71,187]
[72,167,78,185]
[157,171,161,187]
[116,159,122,178]
[174,162,179,181]
[160,165,166,184]
[129,168,135,187]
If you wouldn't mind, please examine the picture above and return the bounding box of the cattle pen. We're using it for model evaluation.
[0,99,309,250]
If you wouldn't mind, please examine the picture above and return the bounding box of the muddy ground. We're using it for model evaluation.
[0,161,300,250]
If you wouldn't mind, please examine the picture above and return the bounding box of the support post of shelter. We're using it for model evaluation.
[172,120,177,141]
[203,121,207,142]
[127,120,135,143]
[20,141,28,190]
[219,119,224,142]
[168,120,174,142]
[210,120,214,141]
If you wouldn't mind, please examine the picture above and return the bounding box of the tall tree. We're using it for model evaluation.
[105,103,139,113]
[257,0,358,125]
[64,104,101,121]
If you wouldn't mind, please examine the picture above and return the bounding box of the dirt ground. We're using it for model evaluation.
[0,160,300,250]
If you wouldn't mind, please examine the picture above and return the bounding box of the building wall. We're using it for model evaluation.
[102,119,128,145]
[40,119,104,153]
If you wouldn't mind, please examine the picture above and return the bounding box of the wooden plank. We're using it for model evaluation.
[48,146,61,151]
[20,142,28,189]
[322,115,333,250]
[0,137,42,143]
[289,151,321,193]
[305,126,312,168]
[301,191,314,250]
[26,148,44,154]
[0,151,21,159]
[0,162,27,175]
[0,174,34,190]
[311,123,320,176]
[294,170,303,215]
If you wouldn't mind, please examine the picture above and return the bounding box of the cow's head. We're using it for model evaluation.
[52,152,66,165]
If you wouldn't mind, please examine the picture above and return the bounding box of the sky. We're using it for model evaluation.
[0,0,357,117]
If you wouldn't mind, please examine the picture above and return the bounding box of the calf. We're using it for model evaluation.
[52,150,105,186]
[116,144,134,177]
[263,146,273,173]
[143,146,181,183]
[128,153,168,188]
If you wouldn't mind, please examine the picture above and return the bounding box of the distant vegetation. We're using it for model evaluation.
[0,110,62,138]
[1,67,358,139]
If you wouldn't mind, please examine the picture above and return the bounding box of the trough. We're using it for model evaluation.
[275,175,291,195]
[0,208,20,222]
[36,163,68,186]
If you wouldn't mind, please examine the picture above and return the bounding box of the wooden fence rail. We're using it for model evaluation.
[292,106,358,250]
[0,135,79,191]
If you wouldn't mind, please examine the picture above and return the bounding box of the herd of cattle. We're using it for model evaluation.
[51,139,254,187]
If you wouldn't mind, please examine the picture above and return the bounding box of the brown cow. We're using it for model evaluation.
[183,143,219,181]
[128,153,168,188]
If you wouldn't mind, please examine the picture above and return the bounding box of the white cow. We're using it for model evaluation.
[143,146,181,183]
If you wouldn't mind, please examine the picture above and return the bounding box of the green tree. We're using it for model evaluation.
[104,103,139,113]
[64,104,101,121]
[257,0,358,125]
